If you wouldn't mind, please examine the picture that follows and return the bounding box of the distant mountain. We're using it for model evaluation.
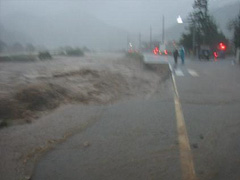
[163,2,239,42]
[1,2,238,49]
[0,10,130,50]
[211,2,239,38]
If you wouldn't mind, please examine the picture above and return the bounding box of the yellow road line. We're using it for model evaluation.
[170,64,197,180]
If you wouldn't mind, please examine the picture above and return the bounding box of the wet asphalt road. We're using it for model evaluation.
[174,58,240,180]
[32,56,240,180]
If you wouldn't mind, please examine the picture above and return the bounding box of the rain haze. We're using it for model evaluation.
[1,0,240,180]
[0,0,239,49]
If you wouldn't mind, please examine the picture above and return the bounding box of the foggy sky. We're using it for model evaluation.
[1,0,238,35]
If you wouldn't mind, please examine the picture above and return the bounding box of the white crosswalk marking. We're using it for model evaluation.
[187,69,199,77]
[175,69,184,76]
[174,68,199,77]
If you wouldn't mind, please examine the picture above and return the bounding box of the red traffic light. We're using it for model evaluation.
[219,43,226,51]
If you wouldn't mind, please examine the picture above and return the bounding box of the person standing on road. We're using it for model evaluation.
[179,46,185,64]
[173,48,179,67]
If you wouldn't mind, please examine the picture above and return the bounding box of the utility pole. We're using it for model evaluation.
[162,15,165,44]
[150,25,152,50]
[127,35,129,51]
[193,22,196,56]
[139,33,141,52]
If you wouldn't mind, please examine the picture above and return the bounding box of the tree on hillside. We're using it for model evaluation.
[180,0,227,53]
[228,11,240,49]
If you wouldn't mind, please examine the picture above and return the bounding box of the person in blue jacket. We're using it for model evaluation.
[179,46,185,64]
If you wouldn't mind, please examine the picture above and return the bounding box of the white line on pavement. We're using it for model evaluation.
[169,63,197,180]
[188,69,199,77]
[175,69,184,76]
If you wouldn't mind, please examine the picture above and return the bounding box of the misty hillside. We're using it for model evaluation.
[163,2,239,41]
[0,24,32,45]
[0,1,238,49]
[0,11,129,50]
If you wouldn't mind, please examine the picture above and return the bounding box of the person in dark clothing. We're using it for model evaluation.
[173,48,179,65]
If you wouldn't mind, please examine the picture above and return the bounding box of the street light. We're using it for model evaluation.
[177,15,183,24]
[177,16,196,57]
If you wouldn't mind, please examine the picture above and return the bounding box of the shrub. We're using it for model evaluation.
[66,48,84,56]
[38,51,52,60]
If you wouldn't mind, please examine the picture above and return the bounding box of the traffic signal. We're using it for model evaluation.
[218,43,226,51]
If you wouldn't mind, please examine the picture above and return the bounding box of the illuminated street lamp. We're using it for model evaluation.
[177,15,196,56]
[177,15,183,24]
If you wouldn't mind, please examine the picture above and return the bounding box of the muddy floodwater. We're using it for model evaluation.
[0,52,170,180]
